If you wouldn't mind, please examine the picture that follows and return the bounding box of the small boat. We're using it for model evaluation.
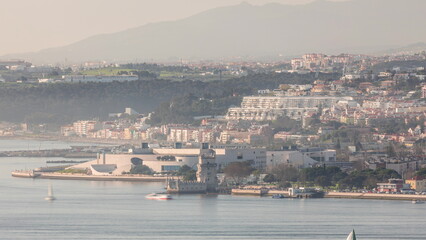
[412,199,425,204]
[44,184,56,201]
[145,193,172,200]
[272,194,285,199]
[346,229,356,240]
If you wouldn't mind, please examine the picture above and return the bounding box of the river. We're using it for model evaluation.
[0,139,109,151]
[0,140,425,239]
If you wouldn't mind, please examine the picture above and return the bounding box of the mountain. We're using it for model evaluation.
[4,0,426,64]
[376,42,426,56]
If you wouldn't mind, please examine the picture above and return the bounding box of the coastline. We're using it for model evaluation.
[325,191,426,201]
[11,171,426,201]
[231,188,426,201]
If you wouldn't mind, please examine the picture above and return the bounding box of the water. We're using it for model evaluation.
[0,139,108,151]
[1,141,426,239]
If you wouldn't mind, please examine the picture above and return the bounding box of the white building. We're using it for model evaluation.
[73,120,101,137]
[70,145,267,174]
[227,96,353,121]
[266,148,336,169]
[267,151,317,169]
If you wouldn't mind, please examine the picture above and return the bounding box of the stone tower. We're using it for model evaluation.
[196,143,217,192]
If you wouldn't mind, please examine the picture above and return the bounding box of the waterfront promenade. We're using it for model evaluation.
[325,191,426,201]
[231,187,426,200]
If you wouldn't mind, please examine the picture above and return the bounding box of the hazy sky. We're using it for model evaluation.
[0,0,346,56]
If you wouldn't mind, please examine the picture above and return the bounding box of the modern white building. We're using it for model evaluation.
[226,96,353,121]
[266,148,336,169]
[70,145,267,174]
[267,151,317,169]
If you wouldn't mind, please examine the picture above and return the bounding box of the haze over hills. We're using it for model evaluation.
[4,0,426,64]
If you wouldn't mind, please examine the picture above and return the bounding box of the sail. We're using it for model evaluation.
[45,183,56,201]
[346,230,356,240]
[48,184,53,196]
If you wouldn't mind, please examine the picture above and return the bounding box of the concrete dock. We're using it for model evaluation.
[231,188,269,196]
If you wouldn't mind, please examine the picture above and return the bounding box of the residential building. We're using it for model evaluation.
[377,179,411,193]
[405,177,426,192]
[73,120,101,137]
[226,96,353,121]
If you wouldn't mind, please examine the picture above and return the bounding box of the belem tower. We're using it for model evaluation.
[166,144,218,193]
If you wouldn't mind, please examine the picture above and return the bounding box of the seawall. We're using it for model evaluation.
[231,188,269,196]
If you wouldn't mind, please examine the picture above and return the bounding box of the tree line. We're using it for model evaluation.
[221,161,401,190]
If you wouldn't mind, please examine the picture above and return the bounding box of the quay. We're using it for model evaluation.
[325,192,426,201]
[231,188,269,196]
[231,188,426,201]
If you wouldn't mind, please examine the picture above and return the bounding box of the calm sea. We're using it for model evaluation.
[0,140,425,239]
[0,139,108,151]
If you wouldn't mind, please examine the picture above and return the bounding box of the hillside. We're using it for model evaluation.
[0,72,338,124]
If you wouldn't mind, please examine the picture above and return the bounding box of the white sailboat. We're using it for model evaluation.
[44,184,56,201]
[346,229,356,240]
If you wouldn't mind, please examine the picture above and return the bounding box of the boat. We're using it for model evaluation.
[44,184,56,201]
[272,194,285,199]
[145,193,172,200]
[412,199,425,204]
[346,229,356,240]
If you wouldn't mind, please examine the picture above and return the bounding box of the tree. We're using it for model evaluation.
[178,165,197,181]
[129,165,153,175]
[263,174,276,183]
[223,161,254,184]
[415,168,426,178]
[414,145,424,156]
[315,175,331,188]
[270,116,300,132]
[271,164,299,186]
[178,165,192,175]
[183,170,197,181]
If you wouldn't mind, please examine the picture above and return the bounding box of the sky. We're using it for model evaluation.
[0,0,347,56]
